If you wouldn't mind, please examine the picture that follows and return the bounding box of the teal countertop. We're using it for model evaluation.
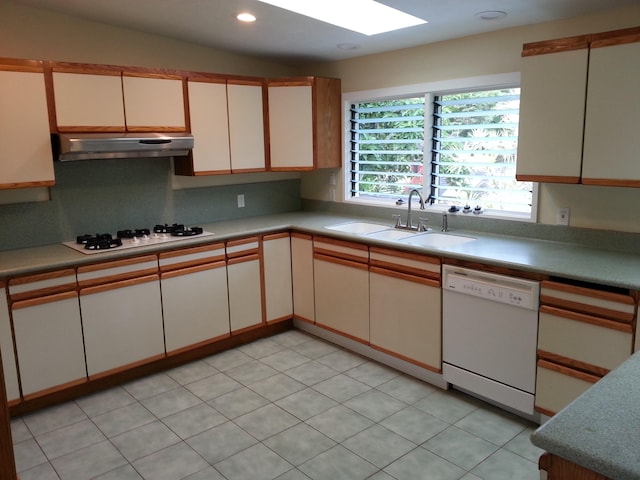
[531,351,640,480]
[1,212,640,290]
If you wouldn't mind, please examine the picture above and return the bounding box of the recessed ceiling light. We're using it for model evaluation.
[475,10,507,21]
[237,12,257,23]
[256,0,427,36]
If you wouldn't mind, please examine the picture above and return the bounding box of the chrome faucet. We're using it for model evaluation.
[442,213,448,232]
[405,189,426,230]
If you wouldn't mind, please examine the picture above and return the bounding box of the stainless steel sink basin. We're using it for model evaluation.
[365,229,420,241]
[399,232,476,248]
[325,221,390,234]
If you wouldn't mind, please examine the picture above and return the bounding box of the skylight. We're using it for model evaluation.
[256,0,427,36]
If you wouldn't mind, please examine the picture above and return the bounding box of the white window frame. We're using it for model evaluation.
[342,72,538,222]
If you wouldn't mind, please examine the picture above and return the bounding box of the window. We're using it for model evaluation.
[348,78,535,220]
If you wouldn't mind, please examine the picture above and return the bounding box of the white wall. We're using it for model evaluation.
[300,6,640,233]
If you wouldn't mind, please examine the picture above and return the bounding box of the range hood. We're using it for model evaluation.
[54,132,194,161]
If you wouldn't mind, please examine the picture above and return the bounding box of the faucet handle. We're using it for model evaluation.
[418,217,429,232]
[392,214,402,228]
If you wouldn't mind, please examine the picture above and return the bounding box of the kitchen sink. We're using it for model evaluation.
[365,229,421,241]
[399,232,476,248]
[324,221,390,234]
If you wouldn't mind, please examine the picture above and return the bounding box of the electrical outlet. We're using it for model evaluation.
[557,207,570,225]
[237,194,245,208]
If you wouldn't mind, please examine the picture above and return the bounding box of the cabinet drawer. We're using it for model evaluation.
[369,246,440,280]
[8,269,77,301]
[226,237,260,258]
[77,255,158,288]
[159,243,225,272]
[540,280,635,322]
[538,306,633,375]
[535,360,598,416]
[313,237,368,263]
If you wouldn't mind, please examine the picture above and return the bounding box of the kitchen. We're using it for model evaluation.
[1,1,640,479]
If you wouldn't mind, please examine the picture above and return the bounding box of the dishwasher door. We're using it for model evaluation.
[442,265,540,414]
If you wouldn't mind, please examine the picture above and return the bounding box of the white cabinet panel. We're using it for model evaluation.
[268,85,313,169]
[291,233,315,323]
[186,80,231,174]
[516,49,588,182]
[227,82,266,172]
[582,41,640,183]
[52,71,125,130]
[0,286,19,402]
[13,292,86,396]
[227,258,263,332]
[0,67,54,188]
[122,75,186,130]
[161,263,230,352]
[81,276,164,376]
[263,234,293,323]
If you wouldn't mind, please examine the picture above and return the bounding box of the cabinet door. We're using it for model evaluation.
[227,257,263,333]
[291,233,315,323]
[0,64,55,188]
[582,41,640,185]
[81,276,164,377]
[161,262,230,353]
[227,81,266,172]
[12,292,86,396]
[268,84,314,170]
[370,271,441,371]
[52,70,125,131]
[314,256,369,343]
[0,286,19,402]
[516,49,588,183]
[186,79,231,174]
[263,233,293,323]
[535,360,598,416]
[122,74,186,131]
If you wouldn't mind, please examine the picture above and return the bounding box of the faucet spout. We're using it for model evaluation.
[406,189,425,230]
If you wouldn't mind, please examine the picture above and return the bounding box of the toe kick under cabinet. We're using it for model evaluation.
[8,270,86,399]
[78,255,165,378]
[159,243,230,355]
[535,279,636,417]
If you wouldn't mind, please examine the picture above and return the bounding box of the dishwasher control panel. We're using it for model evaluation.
[442,266,539,310]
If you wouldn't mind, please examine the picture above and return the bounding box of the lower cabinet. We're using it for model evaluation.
[226,237,263,333]
[535,280,635,416]
[160,243,230,354]
[369,247,442,372]
[0,283,19,403]
[262,233,293,324]
[313,237,369,343]
[78,256,164,377]
[8,270,86,398]
[291,232,315,323]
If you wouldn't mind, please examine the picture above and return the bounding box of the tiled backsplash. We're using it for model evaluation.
[0,158,301,251]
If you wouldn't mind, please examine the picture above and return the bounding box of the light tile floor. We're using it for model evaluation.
[11,329,544,480]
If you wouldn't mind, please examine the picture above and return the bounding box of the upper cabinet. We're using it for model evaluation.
[50,62,187,133]
[0,58,55,189]
[267,77,342,171]
[175,75,266,175]
[516,27,640,187]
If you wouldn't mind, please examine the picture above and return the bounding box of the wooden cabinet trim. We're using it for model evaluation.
[370,344,441,373]
[77,255,158,274]
[539,305,633,333]
[581,178,640,188]
[313,252,369,271]
[79,274,159,295]
[522,34,589,56]
[291,232,313,241]
[159,243,225,260]
[537,349,610,378]
[226,77,264,86]
[160,260,226,280]
[11,290,78,310]
[49,61,122,76]
[0,57,43,73]
[515,174,581,184]
[262,232,290,241]
[590,26,640,48]
[369,246,440,265]
[541,280,634,304]
[8,268,75,286]
[369,266,440,288]
[541,453,612,480]
[227,253,260,266]
[537,359,600,384]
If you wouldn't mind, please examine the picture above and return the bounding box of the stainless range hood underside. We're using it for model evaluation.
[54,132,194,161]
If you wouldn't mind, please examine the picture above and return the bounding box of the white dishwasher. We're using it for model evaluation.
[442,265,540,415]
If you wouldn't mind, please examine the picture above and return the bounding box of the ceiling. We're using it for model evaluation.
[13,0,640,65]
